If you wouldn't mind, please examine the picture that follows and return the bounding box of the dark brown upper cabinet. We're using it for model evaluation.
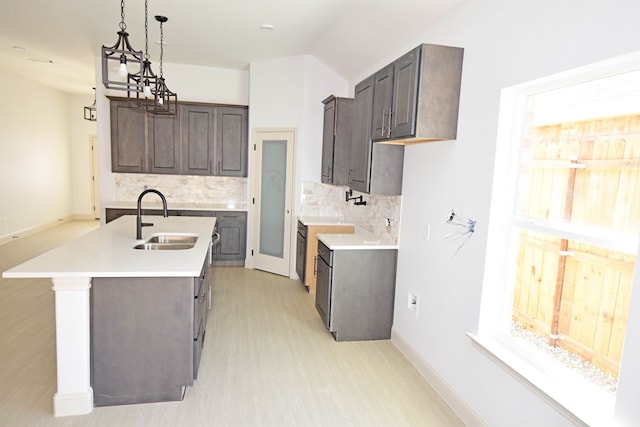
[372,43,464,144]
[321,95,353,185]
[109,97,248,177]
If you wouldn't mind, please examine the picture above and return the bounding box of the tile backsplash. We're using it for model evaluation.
[299,182,401,243]
[115,174,247,206]
[114,175,401,243]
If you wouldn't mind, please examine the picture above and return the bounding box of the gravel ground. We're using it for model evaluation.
[510,322,618,393]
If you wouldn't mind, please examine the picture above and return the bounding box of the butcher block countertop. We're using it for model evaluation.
[3,216,216,279]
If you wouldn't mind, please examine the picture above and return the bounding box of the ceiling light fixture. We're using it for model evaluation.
[84,88,97,121]
[127,0,156,100]
[101,0,143,92]
[148,15,177,115]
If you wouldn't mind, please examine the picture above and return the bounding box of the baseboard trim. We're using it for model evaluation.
[391,327,486,427]
[0,217,72,246]
[72,214,99,221]
[53,389,94,417]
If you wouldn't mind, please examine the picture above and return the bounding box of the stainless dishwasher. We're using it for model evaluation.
[315,239,332,328]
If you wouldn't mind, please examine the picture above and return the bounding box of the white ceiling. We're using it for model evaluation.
[0,0,462,95]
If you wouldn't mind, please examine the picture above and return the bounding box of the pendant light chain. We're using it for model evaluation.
[119,0,127,31]
[158,20,164,78]
[143,0,149,61]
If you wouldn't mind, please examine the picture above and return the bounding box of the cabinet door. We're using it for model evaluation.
[390,46,421,139]
[315,254,331,329]
[215,107,248,177]
[321,98,336,183]
[371,63,394,141]
[296,232,306,283]
[181,104,215,175]
[214,211,247,262]
[148,112,180,174]
[350,76,374,193]
[110,99,146,173]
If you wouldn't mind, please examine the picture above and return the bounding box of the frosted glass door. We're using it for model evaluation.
[259,140,286,258]
[251,129,295,277]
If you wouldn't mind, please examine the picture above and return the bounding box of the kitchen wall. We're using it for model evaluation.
[346,0,640,426]
[94,60,250,209]
[248,55,349,273]
[298,182,401,243]
[68,93,98,218]
[114,173,246,207]
[0,65,88,242]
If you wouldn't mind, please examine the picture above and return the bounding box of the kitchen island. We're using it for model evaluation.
[2,215,216,417]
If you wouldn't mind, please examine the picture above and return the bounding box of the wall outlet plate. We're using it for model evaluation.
[408,290,419,318]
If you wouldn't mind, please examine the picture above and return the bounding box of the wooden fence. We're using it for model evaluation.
[512,114,640,377]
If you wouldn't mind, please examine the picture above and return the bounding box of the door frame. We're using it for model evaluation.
[247,127,297,277]
[90,135,100,220]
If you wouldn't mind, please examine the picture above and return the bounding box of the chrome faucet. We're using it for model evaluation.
[136,189,168,240]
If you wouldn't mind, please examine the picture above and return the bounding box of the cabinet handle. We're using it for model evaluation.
[218,160,221,175]
[380,110,386,137]
[387,109,393,138]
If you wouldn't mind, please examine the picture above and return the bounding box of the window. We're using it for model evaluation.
[475,52,640,426]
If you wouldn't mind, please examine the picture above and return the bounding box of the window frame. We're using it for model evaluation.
[473,51,640,427]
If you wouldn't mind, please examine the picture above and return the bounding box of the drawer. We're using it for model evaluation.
[317,240,332,266]
[297,221,307,238]
[193,323,206,379]
[194,287,208,337]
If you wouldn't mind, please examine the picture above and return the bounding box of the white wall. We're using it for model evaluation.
[68,94,98,218]
[0,65,74,241]
[248,54,348,191]
[248,55,348,275]
[357,0,640,426]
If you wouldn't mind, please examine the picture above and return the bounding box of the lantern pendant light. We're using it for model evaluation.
[102,0,143,92]
[149,15,177,115]
[127,0,156,100]
[84,87,97,121]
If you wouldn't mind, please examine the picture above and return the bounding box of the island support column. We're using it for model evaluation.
[51,277,94,416]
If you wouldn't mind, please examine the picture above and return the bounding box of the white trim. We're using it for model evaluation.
[51,277,93,417]
[480,49,640,427]
[53,389,94,417]
[391,327,486,427]
[467,333,615,427]
[0,217,72,245]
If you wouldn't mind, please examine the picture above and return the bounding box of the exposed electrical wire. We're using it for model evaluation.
[445,209,476,258]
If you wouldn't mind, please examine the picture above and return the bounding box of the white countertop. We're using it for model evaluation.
[3,216,216,279]
[297,216,353,226]
[317,232,398,250]
[103,201,247,211]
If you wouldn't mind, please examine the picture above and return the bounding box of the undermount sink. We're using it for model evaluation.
[133,242,196,250]
[133,233,199,250]
[146,233,198,244]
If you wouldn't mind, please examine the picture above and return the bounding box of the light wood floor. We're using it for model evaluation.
[0,220,464,427]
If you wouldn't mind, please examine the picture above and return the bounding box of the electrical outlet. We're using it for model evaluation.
[408,290,419,318]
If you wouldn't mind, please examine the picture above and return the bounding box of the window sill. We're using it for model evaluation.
[467,332,616,427]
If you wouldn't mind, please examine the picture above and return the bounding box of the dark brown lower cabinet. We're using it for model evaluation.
[91,255,210,406]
